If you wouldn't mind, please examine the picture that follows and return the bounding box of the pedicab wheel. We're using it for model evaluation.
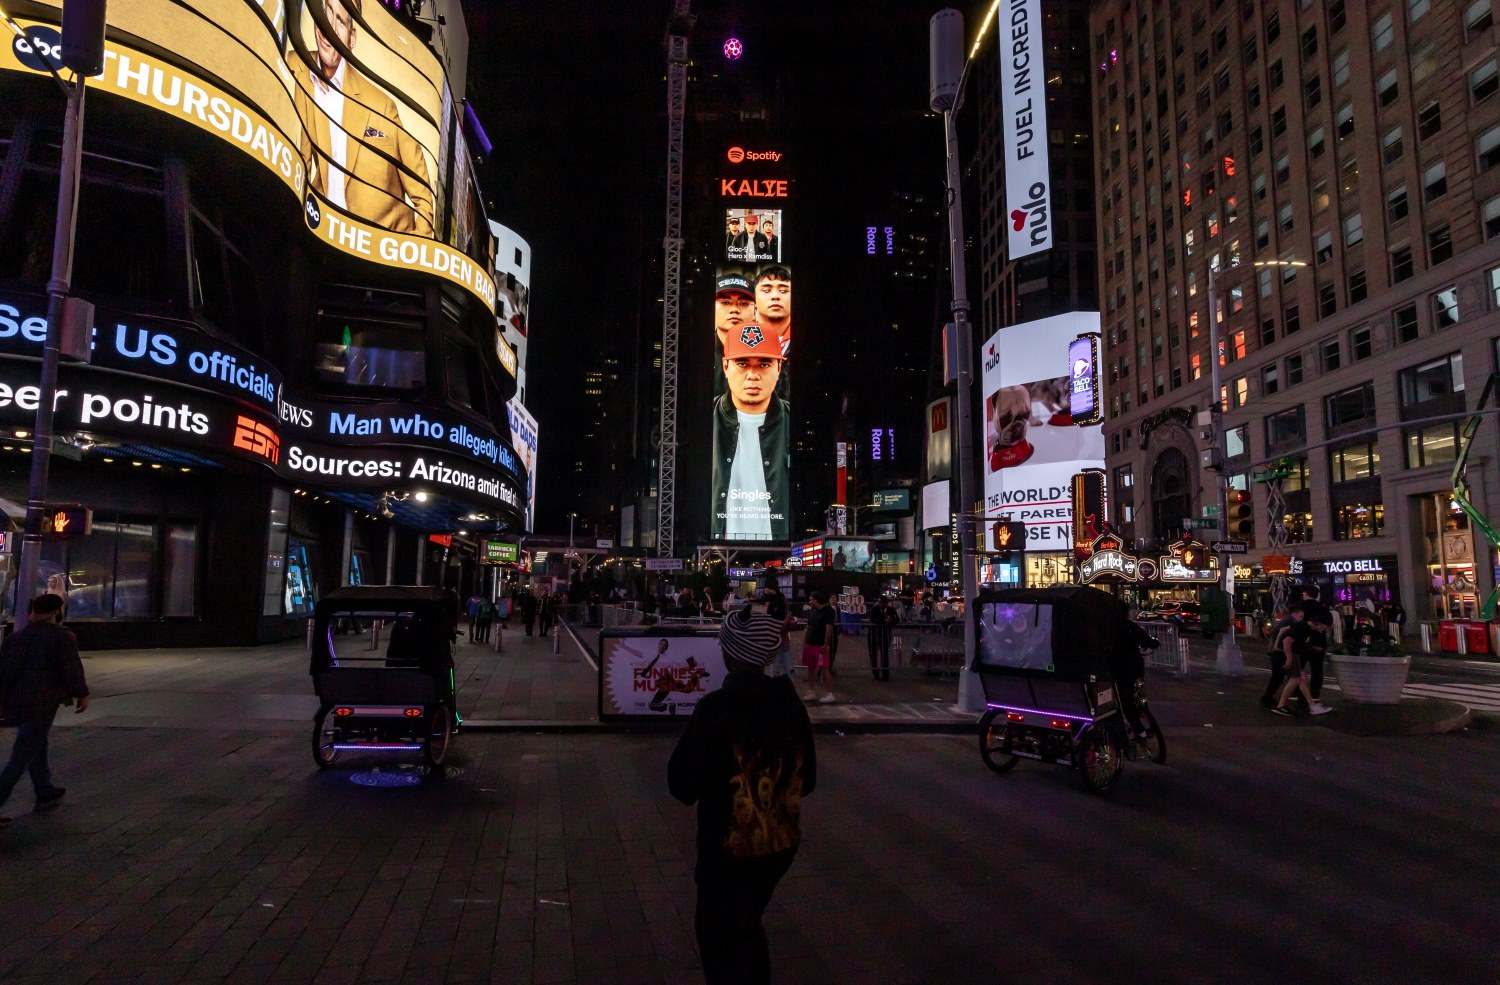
[424,703,453,768]
[1142,707,1167,764]
[312,707,339,768]
[978,711,1018,774]
[1077,726,1122,794]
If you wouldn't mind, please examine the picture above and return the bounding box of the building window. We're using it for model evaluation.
[1400,353,1466,408]
[1256,219,1271,250]
[1305,74,1323,110]
[1287,353,1304,385]
[1321,337,1342,371]
[1349,271,1369,305]
[1336,103,1354,139]
[1313,180,1330,212]
[1372,12,1394,51]
[1410,0,1431,21]
[1391,245,1415,283]
[1192,352,1203,380]
[1301,25,1318,58]
[1316,231,1334,265]
[1418,101,1443,141]
[1330,441,1381,482]
[1279,203,1294,233]
[1285,303,1301,335]
[1386,184,1409,225]
[1263,363,1280,394]
[1272,106,1288,138]
[1423,161,1448,202]
[1378,69,1399,107]
[1382,126,1404,165]
[1490,265,1500,307]
[1333,500,1385,540]
[1405,421,1462,467]
[1232,376,1249,408]
[1276,154,1292,185]
[1394,304,1420,343]
[1428,224,1453,264]
[1270,59,1284,90]
[1319,282,1338,317]
[1307,126,1324,158]
[1326,382,1375,431]
[1261,317,1277,346]
[1484,195,1500,239]
[1479,124,1500,172]
[1434,288,1460,328]
[1413,41,1438,83]
[1466,0,1495,40]
[1341,156,1359,193]
[1351,324,1373,359]
[1333,49,1350,87]
[1472,58,1499,104]
[1267,406,1306,448]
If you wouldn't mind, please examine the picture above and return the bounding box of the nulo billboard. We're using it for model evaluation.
[711,143,792,542]
[999,0,1053,260]
[981,313,1105,550]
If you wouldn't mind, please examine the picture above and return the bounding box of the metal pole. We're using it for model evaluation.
[941,106,984,713]
[15,78,86,630]
[1206,266,1244,673]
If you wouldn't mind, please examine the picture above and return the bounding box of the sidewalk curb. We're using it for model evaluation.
[460,717,979,735]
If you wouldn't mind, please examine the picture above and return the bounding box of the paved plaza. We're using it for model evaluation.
[0,627,1496,984]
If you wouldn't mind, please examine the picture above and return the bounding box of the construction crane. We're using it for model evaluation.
[656,0,693,558]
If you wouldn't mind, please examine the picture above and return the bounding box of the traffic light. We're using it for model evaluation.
[1227,489,1253,542]
[992,520,1027,559]
[1181,544,1210,571]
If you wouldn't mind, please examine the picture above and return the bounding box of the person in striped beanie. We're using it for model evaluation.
[668,606,817,985]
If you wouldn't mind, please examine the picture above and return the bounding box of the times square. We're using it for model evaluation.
[0,2,1497,983]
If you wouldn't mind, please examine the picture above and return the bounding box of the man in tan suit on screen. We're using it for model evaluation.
[294,0,434,236]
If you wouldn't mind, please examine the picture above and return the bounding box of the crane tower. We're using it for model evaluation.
[656,0,693,557]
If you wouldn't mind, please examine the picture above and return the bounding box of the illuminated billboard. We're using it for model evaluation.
[711,144,792,542]
[998,0,1053,259]
[724,208,785,264]
[1,2,495,309]
[981,313,1106,551]
[505,397,539,531]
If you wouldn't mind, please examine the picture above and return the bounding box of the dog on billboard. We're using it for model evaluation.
[1027,375,1073,426]
[987,385,1039,470]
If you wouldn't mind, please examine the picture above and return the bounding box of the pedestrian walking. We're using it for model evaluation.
[764,591,797,678]
[465,594,481,642]
[1272,603,1333,717]
[868,596,898,682]
[0,594,90,826]
[1261,606,1295,708]
[668,607,816,985]
[522,592,538,636]
[800,592,836,703]
[475,597,496,643]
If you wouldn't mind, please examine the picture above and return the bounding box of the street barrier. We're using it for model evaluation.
[1136,621,1189,675]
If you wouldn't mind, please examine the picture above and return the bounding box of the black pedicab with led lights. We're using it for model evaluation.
[308,586,460,770]
[973,585,1165,794]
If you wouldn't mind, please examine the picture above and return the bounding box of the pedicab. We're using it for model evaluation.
[308,586,460,769]
[973,585,1165,794]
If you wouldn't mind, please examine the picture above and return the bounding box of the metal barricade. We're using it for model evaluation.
[1136,621,1189,675]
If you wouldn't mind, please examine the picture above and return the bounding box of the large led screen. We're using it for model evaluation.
[1,1,495,308]
[710,143,792,543]
[980,312,1106,552]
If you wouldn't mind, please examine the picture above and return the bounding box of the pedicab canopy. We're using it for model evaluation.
[309,585,457,678]
[971,585,1130,681]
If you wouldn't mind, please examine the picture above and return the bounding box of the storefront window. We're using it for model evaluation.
[1420,493,1477,617]
[1333,503,1384,539]
[13,518,186,620]
[262,488,290,617]
[163,523,198,617]
[1266,406,1305,448]
[1330,441,1380,481]
[1282,510,1314,543]
[112,522,155,618]
[285,539,318,616]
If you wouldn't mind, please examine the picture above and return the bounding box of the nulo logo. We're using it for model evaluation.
[726,146,782,164]
[12,27,63,72]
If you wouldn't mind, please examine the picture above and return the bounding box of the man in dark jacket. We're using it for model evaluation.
[0,593,89,825]
[669,608,816,985]
[709,324,790,542]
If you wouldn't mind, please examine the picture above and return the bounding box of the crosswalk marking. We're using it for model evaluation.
[1320,681,1500,712]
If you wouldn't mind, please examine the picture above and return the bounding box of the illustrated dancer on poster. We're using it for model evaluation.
[625,639,711,714]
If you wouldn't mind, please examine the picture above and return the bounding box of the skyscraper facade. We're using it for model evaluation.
[1091,0,1500,618]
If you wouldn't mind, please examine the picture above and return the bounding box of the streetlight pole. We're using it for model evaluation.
[1207,258,1304,674]
[15,70,87,630]
[931,9,984,712]
[1205,263,1242,674]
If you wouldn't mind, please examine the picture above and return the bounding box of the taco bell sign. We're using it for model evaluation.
[1000,0,1053,260]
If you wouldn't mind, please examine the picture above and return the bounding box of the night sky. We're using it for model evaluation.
[464,1,957,533]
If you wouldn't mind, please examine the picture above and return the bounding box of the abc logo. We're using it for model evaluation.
[727,146,745,164]
[303,193,322,230]
[13,26,62,73]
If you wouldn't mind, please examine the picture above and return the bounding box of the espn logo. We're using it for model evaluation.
[233,416,281,464]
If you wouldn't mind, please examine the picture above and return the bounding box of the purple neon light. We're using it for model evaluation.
[463,101,493,157]
[986,703,1092,723]
[333,743,423,750]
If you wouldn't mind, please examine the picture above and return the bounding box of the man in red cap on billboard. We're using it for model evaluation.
[714,272,756,352]
[712,324,789,542]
